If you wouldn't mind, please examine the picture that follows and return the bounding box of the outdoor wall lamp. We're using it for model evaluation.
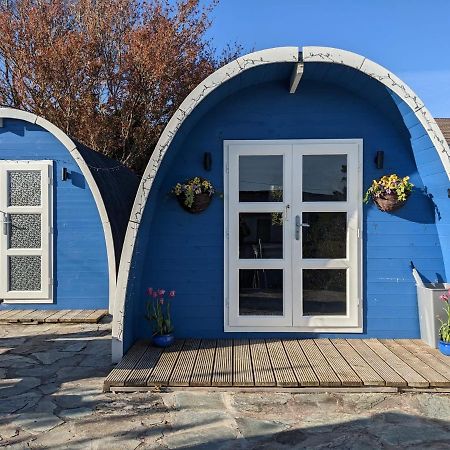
[61,167,70,181]
[375,150,384,169]
[203,152,212,171]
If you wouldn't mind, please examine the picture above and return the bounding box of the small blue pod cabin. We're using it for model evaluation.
[0,108,138,313]
[112,46,450,361]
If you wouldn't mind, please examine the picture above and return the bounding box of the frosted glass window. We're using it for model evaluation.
[9,256,41,291]
[8,171,41,206]
[9,214,41,249]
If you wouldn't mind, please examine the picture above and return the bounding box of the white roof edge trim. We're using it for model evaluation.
[0,107,117,314]
[303,46,450,178]
[111,46,299,361]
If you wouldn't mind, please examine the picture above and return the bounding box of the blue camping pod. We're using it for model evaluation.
[112,47,450,361]
[0,108,138,314]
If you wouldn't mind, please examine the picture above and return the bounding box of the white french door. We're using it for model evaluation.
[225,140,362,332]
[0,161,53,303]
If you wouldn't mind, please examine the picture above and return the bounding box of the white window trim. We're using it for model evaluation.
[0,160,54,304]
[223,139,363,333]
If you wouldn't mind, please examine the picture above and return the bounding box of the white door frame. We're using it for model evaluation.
[224,139,363,333]
[0,160,54,303]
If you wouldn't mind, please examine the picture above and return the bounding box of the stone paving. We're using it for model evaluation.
[0,322,450,449]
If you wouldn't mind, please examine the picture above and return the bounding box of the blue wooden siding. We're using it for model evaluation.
[0,119,109,309]
[124,64,447,349]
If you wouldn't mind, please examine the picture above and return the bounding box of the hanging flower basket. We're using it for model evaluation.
[171,177,215,214]
[364,174,413,212]
[177,191,212,213]
[373,191,410,212]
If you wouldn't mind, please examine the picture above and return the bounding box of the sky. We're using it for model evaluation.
[204,0,450,117]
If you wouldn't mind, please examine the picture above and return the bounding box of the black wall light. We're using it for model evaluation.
[375,150,384,169]
[203,152,212,171]
[61,167,70,181]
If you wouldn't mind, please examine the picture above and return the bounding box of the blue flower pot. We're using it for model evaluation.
[438,340,450,356]
[152,334,174,348]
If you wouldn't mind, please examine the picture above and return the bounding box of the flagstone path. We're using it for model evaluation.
[1,322,449,449]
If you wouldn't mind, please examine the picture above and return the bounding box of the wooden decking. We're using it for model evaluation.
[0,309,108,324]
[104,338,450,392]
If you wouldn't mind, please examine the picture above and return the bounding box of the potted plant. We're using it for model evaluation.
[364,174,413,212]
[438,289,450,356]
[145,288,176,347]
[171,176,215,213]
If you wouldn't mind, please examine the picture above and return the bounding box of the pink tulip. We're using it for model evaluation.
[152,292,158,298]
[158,289,166,297]
[169,290,176,298]
[440,294,449,302]
[147,287,153,296]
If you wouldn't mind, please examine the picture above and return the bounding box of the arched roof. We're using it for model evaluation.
[0,107,136,313]
[112,46,450,361]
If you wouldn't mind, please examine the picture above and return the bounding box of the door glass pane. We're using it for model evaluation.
[239,155,283,202]
[239,269,283,315]
[239,213,283,259]
[302,212,346,259]
[9,214,41,249]
[303,269,346,316]
[8,171,41,206]
[9,256,41,291]
[302,155,347,201]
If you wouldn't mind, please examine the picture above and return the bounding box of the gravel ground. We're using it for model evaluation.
[1,321,450,449]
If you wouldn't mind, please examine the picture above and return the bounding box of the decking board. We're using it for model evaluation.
[104,339,449,392]
[381,340,450,387]
[266,339,298,387]
[331,339,385,386]
[170,339,201,386]
[298,339,341,386]
[347,340,407,387]
[283,340,319,387]
[103,341,149,391]
[395,339,450,380]
[190,340,217,386]
[125,346,163,387]
[250,340,276,387]
[0,309,108,323]
[233,340,254,386]
[212,339,233,386]
[147,340,184,386]
[364,339,429,387]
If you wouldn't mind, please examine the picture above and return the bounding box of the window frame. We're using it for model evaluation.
[0,160,54,303]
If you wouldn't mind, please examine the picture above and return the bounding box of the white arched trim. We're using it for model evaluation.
[0,108,117,314]
[112,45,450,361]
[303,46,450,177]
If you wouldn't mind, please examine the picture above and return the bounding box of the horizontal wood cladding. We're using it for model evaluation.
[0,119,109,310]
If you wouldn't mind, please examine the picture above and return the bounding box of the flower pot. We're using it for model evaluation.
[152,334,174,348]
[177,192,212,213]
[373,192,409,212]
[438,340,450,356]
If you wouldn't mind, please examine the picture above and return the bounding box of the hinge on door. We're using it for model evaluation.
[48,177,53,186]
[225,165,229,174]
[48,278,53,287]
[225,297,229,307]
[226,229,229,239]
[357,228,361,238]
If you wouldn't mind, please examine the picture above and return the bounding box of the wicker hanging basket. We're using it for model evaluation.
[373,192,409,212]
[177,192,212,214]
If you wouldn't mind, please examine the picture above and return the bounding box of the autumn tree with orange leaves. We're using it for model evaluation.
[0,0,240,173]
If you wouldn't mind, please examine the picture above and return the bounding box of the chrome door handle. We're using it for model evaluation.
[295,215,309,240]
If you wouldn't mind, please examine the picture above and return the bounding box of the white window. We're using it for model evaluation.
[0,161,53,303]
[224,140,362,332]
